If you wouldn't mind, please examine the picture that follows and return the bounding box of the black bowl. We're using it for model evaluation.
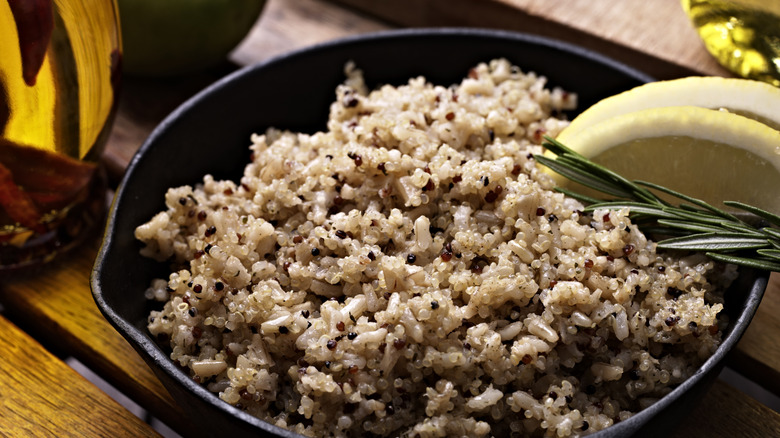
[91,28,768,438]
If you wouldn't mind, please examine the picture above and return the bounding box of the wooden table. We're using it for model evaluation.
[2,0,780,436]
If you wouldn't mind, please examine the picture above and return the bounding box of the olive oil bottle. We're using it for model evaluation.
[682,0,780,87]
[0,0,121,270]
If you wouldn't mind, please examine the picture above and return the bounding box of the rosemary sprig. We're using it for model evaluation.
[536,136,780,271]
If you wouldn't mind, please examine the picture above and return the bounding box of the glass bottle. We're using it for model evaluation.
[682,0,780,87]
[0,0,121,271]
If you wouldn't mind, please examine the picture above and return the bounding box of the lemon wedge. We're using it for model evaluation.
[563,77,780,138]
[553,105,780,214]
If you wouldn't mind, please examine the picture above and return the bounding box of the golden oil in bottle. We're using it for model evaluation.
[0,0,121,270]
[682,0,780,86]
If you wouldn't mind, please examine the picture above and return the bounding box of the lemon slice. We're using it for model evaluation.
[563,77,780,138]
[553,106,780,214]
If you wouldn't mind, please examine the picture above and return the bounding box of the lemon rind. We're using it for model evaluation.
[563,77,780,139]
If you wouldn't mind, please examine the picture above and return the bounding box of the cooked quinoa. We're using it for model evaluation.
[136,59,735,437]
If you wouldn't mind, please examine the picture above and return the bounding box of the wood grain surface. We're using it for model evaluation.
[728,273,780,396]
[500,0,719,72]
[675,381,780,438]
[0,236,201,438]
[0,314,159,437]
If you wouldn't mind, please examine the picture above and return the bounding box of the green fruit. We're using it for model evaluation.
[118,0,265,77]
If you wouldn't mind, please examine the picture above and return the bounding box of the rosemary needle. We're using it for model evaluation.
[536,136,780,272]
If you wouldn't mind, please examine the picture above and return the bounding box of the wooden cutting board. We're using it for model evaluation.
[327,0,733,80]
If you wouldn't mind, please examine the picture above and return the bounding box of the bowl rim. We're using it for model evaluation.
[91,27,765,437]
